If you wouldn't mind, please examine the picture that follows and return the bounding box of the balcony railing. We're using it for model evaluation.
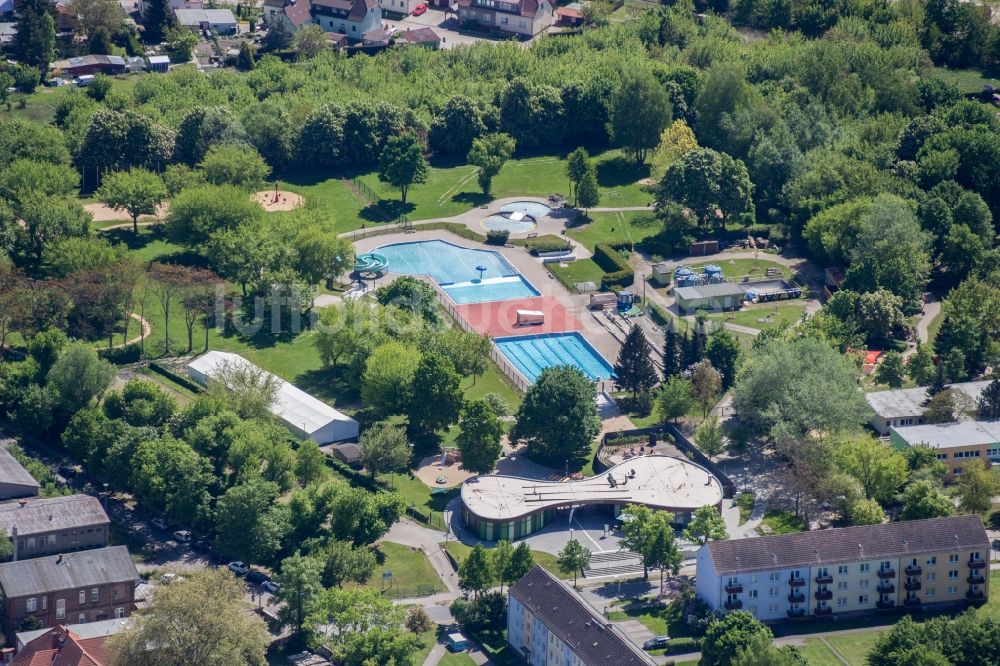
[815,590,832,601]
[877,569,896,579]
[724,600,743,610]
[877,583,895,594]
[786,609,806,618]
[967,574,986,585]
[815,574,833,585]
[876,600,895,610]
[968,559,986,570]
[814,606,832,616]
[905,565,922,576]
[724,583,743,594]
[904,580,922,591]
[788,593,805,604]
[788,577,806,588]
[903,596,921,606]
[966,590,986,601]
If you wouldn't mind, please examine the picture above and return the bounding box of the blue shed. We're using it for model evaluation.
[447,632,469,652]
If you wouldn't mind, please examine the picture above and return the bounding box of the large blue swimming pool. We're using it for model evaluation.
[495,332,615,383]
[375,240,539,304]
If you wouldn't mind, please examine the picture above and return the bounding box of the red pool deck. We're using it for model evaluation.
[453,296,583,338]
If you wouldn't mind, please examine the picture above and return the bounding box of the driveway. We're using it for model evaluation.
[384,8,504,48]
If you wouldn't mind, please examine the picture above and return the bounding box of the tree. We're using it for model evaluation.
[849,498,884,525]
[923,388,969,424]
[467,133,516,195]
[901,480,953,521]
[491,540,514,594]
[875,352,906,389]
[275,553,324,639]
[908,343,936,386]
[305,587,404,646]
[43,236,126,277]
[376,276,439,324]
[556,538,591,588]
[0,531,13,562]
[614,326,657,399]
[683,505,728,545]
[656,148,755,229]
[166,185,263,247]
[142,0,175,43]
[293,24,328,60]
[701,611,773,666]
[166,29,198,63]
[691,359,722,417]
[731,633,807,666]
[237,41,256,71]
[405,607,433,634]
[456,399,503,475]
[46,343,115,418]
[651,119,698,180]
[317,540,376,588]
[12,0,56,74]
[109,568,268,666]
[657,376,694,424]
[407,352,463,439]
[0,159,79,204]
[976,377,1000,419]
[609,72,671,165]
[429,96,486,156]
[504,542,535,588]
[431,329,491,381]
[837,435,909,504]
[357,422,411,480]
[956,459,1000,514]
[199,144,270,191]
[213,480,288,564]
[619,505,679,581]
[565,147,590,204]
[694,415,725,460]
[705,329,741,390]
[458,544,494,598]
[510,366,601,468]
[205,355,281,419]
[104,378,177,428]
[18,196,91,262]
[76,110,175,174]
[295,441,327,486]
[362,342,420,416]
[98,169,167,234]
[576,168,600,215]
[378,132,427,204]
[293,226,354,289]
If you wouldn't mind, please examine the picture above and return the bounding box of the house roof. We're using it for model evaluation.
[865,380,991,420]
[50,55,127,70]
[0,546,138,598]
[13,626,117,666]
[705,515,990,575]
[174,8,237,24]
[673,283,747,300]
[18,618,131,648]
[283,0,313,27]
[363,27,390,42]
[456,0,541,17]
[263,0,286,7]
[396,27,439,44]
[146,55,170,64]
[310,0,374,21]
[891,420,1000,449]
[0,494,109,538]
[509,566,655,666]
[0,447,40,495]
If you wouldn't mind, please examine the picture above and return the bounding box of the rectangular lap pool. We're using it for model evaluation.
[375,240,539,304]
[495,332,615,383]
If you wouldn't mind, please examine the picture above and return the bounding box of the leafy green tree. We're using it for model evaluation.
[142,0,175,43]
[694,415,725,460]
[317,540,377,588]
[458,544,494,598]
[693,63,750,150]
[511,366,601,468]
[16,196,91,262]
[657,375,694,424]
[376,276,439,324]
[565,147,591,204]
[97,169,167,234]
[328,487,405,545]
[701,611,773,666]
[293,226,354,289]
[875,352,906,389]
[609,72,671,165]
[357,422,411,480]
[978,377,1000,420]
[908,343,936,386]
[237,41,256,71]
[683,505,728,545]
[294,441,328,486]
[199,144,270,191]
[46,343,115,418]
[429,96,486,156]
[0,531,13,562]
[166,184,263,247]
[166,29,198,63]
[504,542,535,588]
[12,0,56,74]
[956,459,1000,514]
[496,78,564,151]
[407,352,463,439]
[619,505,679,581]
[467,133,516,195]
[901,480,953,521]
[103,378,176,428]
[557,538,591,588]
[575,168,600,214]
[275,553,324,638]
[457,399,503,475]
[378,132,427,204]
[614,326,657,399]
[305,587,404,646]
[656,148,754,229]
[292,24,328,60]
[705,329,741,390]
[431,329,491,381]
[0,159,79,204]
[732,633,807,666]
[109,568,269,666]
[342,627,421,666]
[491,540,514,594]
[691,359,722,417]
[836,435,908,504]
[77,109,175,174]
[923,388,966,424]
[213,479,289,565]
[849,498,884,525]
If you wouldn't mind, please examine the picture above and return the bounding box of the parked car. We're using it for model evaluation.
[151,517,169,530]
[413,3,427,14]
[73,75,95,86]
[160,573,184,585]
[173,530,192,543]
[227,561,249,576]
[642,636,671,651]
[246,571,269,586]
[262,580,281,594]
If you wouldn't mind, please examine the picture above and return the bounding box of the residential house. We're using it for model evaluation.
[395,27,440,48]
[508,566,655,666]
[456,0,553,36]
[890,420,1000,479]
[0,448,39,501]
[865,380,991,435]
[380,0,419,16]
[14,618,130,666]
[49,55,127,76]
[263,0,315,32]
[553,2,582,25]
[137,0,202,18]
[0,495,110,561]
[174,8,238,33]
[695,515,990,622]
[310,0,380,40]
[0,546,139,642]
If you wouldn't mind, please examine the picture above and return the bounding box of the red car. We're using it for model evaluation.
[413,3,427,15]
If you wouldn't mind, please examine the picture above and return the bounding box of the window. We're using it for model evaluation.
[115,607,125,619]
[27,537,35,549]
[42,597,46,610]
[791,570,801,579]
[78,613,86,623]
[768,603,778,613]
[48,535,56,545]
[500,16,508,24]
[838,565,848,575]
[971,551,981,561]
[927,556,937,565]
[858,595,869,604]
[113,587,120,601]
[727,577,739,586]
[768,587,778,597]
[948,586,958,595]
[881,561,892,571]
[79,590,86,605]
[954,468,962,475]
[769,572,779,581]
[818,567,829,577]
[859,563,870,573]
[837,581,848,590]
[750,575,758,584]
[837,597,847,606]
[91,588,99,603]
[859,579,869,589]
[926,572,936,581]
[949,554,959,563]
[748,590,758,599]
[518,19,526,27]
[26,598,36,613]
[954,450,980,458]
[948,570,959,579]
[56,599,65,620]
[926,588,935,598]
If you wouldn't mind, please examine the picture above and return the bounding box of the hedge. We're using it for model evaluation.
[485,229,510,245]
[148,362,204,393]
[98,343,142,364]
[594,242,634,290]
[520,235,572,255]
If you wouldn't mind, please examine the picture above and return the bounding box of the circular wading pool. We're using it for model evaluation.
[482,213,537,234]
[499,201,553,217]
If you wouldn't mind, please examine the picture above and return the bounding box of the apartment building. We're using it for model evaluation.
[865,380,990,435]
[456,0,553,37]
[0,495,110,561]
[890,420,1000,479]
[508,566,655,666]
[696,516,990,622]
[0,546,139,642]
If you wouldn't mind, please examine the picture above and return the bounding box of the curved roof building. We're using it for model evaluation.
[461,455,724,541]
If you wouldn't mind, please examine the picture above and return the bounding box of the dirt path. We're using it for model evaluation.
[113,313,151,349]
[84,202,169,223]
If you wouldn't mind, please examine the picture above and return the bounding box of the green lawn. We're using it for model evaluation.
[549,258,607,290]
[443,540,567,580]
[929,65,998,94]
[797,631,884,666]
[439,652,477,665]
[565,211,659,252]
[798,638,845,666]
[688,258,792,281]
[411,626,441,665]
[464,628,524,666]
[607,600,696,639]
[279,175,372,233]
[707,303,807,331]
[364,541,443,597]
[925,307,945,345]
[757,509,806,535]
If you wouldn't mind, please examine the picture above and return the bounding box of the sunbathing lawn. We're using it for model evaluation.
[565,211,659,252]
[442,541,567,580]
[362,541,443,596]
[549,258,607,290]
[439,652,477,665]
[688,258,793,281]
[707,302,807,331]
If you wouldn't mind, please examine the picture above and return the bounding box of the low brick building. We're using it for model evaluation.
[0,546,139,642]
[0,495,110,561]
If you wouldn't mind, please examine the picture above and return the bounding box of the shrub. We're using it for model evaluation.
[594,242,634,289]
[601,269,634,290]
[405,607,432,633]
[98,344,142,364]
[485,229,510,245]
[524,235,572,255]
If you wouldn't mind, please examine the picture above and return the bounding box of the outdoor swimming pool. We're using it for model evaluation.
[375,240,539,304]
[482,214,537,234]
[495,332,615,383]
[499,201,552,217]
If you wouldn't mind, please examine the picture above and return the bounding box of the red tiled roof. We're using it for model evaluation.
[455,0,540,18]
[14,628,115,666]
[397,27,440,44]
[283,0,313,27]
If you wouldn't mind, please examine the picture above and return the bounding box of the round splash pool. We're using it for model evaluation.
[499,201,553,218]
[482,214,537,234]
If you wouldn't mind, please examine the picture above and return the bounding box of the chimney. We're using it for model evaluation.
[56,554,63,564]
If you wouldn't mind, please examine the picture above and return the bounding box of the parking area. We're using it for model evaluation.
[383,7,527,48]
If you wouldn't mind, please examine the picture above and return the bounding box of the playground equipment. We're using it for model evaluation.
[354,252,388,274]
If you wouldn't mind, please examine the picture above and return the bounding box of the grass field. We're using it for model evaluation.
[364,541,443,595]
[549,258,607,289]
[565,211,659,252]
[442,540,567,580]
[439,652,477,665]
[798,631,885,666]
[687,258,792,281]
[707,302,808,331]
[929,65,998,94]
[757,509,806,535]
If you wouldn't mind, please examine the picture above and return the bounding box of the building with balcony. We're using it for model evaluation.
[889,420,1000,479]
[508,566,655,666]
[695,516,990,623]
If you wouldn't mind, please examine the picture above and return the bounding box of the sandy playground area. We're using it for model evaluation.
[413,453,476,488]
[253,190,305,212]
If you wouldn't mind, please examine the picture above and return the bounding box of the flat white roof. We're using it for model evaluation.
[892,420,1000,449]
[461,455,723,522]
[147,55,170,63]
[674,283,746,300]
[866,380,990,420]
[187,351,356,436]
[174,8,236,23]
